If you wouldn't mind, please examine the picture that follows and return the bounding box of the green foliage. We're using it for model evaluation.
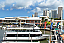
[41,17,45,22]
[49,18,53,20]
[45,19,48,21]
[54,18,59,20]
[46,21,51,25]
[10,23,12,25]
[63,23,64,25]
[41,20,45,22]
[51,18,53,20]
[38,25,40,27]
[53,23,55,25]
[54,17,61,20]
[42,17,44,20]
[3,23,5,25]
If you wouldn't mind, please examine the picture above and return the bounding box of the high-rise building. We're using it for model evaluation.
[34,12,38,17]
[58,7,63,19]
[32,14,34,17]
[43,10,49,17]
[51,10,57,18]
[49,12,51,18]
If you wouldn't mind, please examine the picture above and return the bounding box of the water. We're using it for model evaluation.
[0,29,48,43]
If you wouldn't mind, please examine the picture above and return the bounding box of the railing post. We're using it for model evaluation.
[31,37,32,42]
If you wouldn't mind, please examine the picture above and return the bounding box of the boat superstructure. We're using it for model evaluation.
[1,17,45,43]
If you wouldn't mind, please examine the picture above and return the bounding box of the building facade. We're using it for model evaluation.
[43,10,49,17]
[34,12,38,17]
[49,13,51,18]
[58,7,63,19]
[51,10,57,18]
[0,17,42,26]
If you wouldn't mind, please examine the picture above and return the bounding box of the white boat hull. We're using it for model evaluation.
[2,41,40,43]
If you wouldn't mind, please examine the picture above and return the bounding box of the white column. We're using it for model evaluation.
[25,20,26,23]
[56,35,57,40]
[33,20,35,29]
[17,32,18,40]
[31,37,32,42]
[34,20,35,25]
[29,33,30,39]
[5,32,6,40]
[49,36,50,43]
[44,30,45,34]
[20,20,21,28]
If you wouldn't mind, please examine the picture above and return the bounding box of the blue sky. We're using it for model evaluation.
[0,0,64,19]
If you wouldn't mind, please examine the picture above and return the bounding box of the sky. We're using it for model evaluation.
[0,0,64,19]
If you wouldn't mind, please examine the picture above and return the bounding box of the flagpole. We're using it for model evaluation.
[61,8,62,43]
[50,22,53,43]
[50,29,51,43]
[44,28,45,34]
[44,22,47,34]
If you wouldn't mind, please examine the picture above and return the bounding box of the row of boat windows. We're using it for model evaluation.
[6,30,40,32]
[6,34,42,37]
[4,41,38,42]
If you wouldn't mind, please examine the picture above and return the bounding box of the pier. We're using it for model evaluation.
[40,28,63,43]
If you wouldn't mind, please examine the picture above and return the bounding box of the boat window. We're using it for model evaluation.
[31,21,33,23]
[35,20,37,23]
[6,34,42,37]
[6,34,17,37]
[26,30,29,32]
[15,30,18,32]
[30,34,35,37]
[35,34,42,37]
[27,21,30,22]
[18,30,21,32]
[30,30,33,32]
[38,20,40,23]
[22,30,25,32]
[25,34,29,37]
[18,34,29,37]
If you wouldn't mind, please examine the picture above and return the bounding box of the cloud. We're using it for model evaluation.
[10,8,13,10]
[27,11,30,13]
[38,0,63,9]
[31,7,42,13]
[30,7,43,16]
[0,0,43,10]
[0,0,63,12]
[7,9,9,10]
[17,7,23,9]
[13,4,15,7]
[2,8,5,10]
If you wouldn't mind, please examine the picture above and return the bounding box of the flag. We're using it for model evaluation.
[60,35,63,37]
[50,22,53,29]
[57,21,60,28]
[44,22,47,29]
[60,34,64,40]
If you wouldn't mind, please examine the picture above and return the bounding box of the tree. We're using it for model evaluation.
[42,17,44,20]
[38,25,40,27]
[53,23,55,25]
[46,21,51,25]
[51,18,53,20]
[63,23,64,26]
[41,17,45,22]
[54,18,58,20]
